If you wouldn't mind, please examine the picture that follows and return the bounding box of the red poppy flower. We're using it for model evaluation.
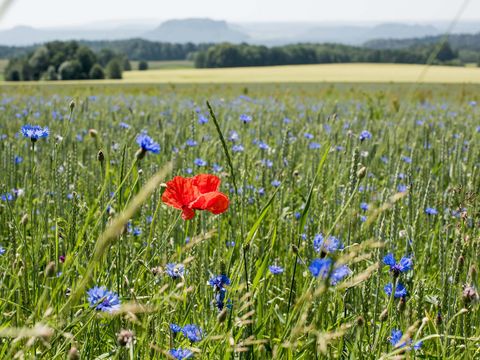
[162,174,229,220]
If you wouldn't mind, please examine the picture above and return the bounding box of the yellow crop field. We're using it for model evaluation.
[121,63,480,84]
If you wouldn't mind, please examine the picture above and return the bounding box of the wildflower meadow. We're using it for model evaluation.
[0,83,478,359]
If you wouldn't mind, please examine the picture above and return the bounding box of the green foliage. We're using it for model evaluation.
[194,41,465,68]
[138,60,148,70]
[4,40,126,81]
[106,59,122,79]
[58,60,83,80]
[89,63,105,79]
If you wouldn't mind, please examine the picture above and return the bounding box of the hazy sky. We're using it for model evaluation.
[0,0,478,28]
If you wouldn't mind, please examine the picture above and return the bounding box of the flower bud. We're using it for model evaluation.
[117,329,135,347]
[67,347,79,360]
[97,150,104,163]
[88,129,98,138]
[69,100,75,112]
[357,166,367,179]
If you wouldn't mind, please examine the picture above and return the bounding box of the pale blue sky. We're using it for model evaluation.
[1,0,478,28]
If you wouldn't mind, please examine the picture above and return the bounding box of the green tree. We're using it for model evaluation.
[75,46,97,78]
[89,64,105,79]
[138,60,148,70]
[42,65,58,80]
[122,58,132,71]
[58,60,83,80]
[106,59,122,79]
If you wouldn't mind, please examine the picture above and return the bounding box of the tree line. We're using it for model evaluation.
[4,41,130,81]
[193,42,460,68]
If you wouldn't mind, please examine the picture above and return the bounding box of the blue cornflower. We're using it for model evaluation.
[228,130,239,142]
[0,246,5,255]
[165,263,185,279]
[401,156,412,164]
[304,132,314,139]
[136,134,160,154]
[208,274,231,290]
[390,329,422,350]
[384,282,407,298]
[198,114,208,124]
[0,193,14,201]
[232,144,244,153]
[170,323,182,334]
[308,258,350,285]
[212,163,223,172]
[383,253,413,276]
[119,122,130,129]
[360,202,369,211]
[182,324,202,343]
[359,130,372,141]
[257,188,265,196]
[258,141,270,150]
[261,159,273,167]
[240,114,252,123]
[132,227,142,236]
[194,158,207,166]
[309,142,321,149]
[186,139,198,147]
[283,117,291,124]
[313,234,343,254]
[169,348,193,359]
[425,207,438,215]
[87,286,121,312]
[476,125,480,133]
[21,124,49,142]
[397,184,407,193]
[269,265,284,275]
[14,156,23,164]
[271,180,281,187]
[360,215,367,222]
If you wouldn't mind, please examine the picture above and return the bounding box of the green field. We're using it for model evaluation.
[0,81,478,359]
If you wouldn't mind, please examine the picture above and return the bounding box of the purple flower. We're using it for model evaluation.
[198,114,208,124]
[182,324,202,343]
[360,202,369,211]
[309,142,321,150]
[268,265,284,275]
[240,114,252,123]
[384,282,407,298]
[304,132,314,139]
[169,348,193,359]
[313,234,343,254]
[21,124,49,142]
[170,323,182,334]
[194,158,207,167]
[165,263,185,279]
[232,144,244,153]
[390,329,423,350]
[308,258,350,285]
[383,254,413,275]
[136,134,160,154]
[425,207,438,215]
[87,286,121,313]
[186,139,198,147]
[359,130,372,141]
[271,180,281,187]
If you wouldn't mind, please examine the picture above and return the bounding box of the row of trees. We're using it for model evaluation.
[194,42,459,68]
[5,41,130,81]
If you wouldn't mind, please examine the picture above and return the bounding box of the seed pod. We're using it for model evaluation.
[69,100,75,112]
[67,347,79,360]
[217,308,228,323]
[20,213,29,225]
[97,150,104,163]
[117,329,135,347]
[88,129,97,138]
[357,166,367,179]
[45,261,56,277]
[380,308,388,321]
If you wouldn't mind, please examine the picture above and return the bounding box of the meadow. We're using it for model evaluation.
[0,82,478,359]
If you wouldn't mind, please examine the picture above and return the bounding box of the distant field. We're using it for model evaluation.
[128,60,194,70]
[2,63,480,85]
[122,63,480,84]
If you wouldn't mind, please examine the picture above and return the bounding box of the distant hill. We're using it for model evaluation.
[142,19,249,43]
[294,23,439,45]
[364,32,480,51]
[0,25,147,46]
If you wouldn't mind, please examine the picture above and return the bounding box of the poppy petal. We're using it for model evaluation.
[181,207,195,220]
[190,191,229,215]
[161,176,195,209]
[192,174,221,194]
